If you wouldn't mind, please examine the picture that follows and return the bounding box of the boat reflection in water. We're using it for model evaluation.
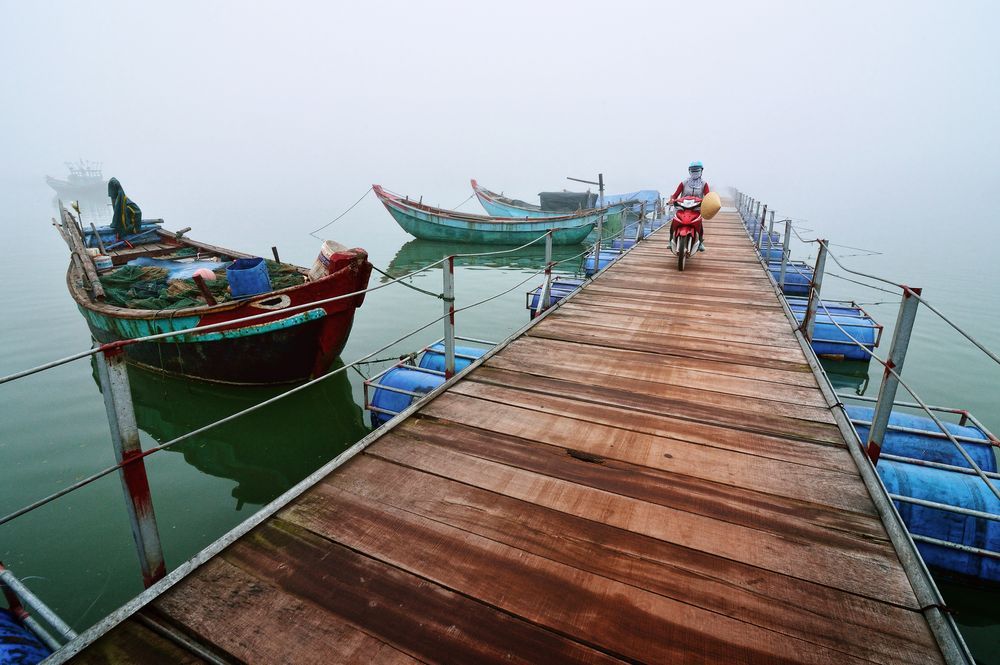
[384,238,587,279]
[96,360,369,510]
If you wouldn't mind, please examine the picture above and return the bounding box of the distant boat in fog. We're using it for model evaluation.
[45,160,107,199]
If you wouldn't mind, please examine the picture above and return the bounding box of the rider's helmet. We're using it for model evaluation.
[688,160,704,176]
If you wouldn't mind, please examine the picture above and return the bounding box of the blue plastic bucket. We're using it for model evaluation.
[226,257,272,298]
[370,367,445,426]
[418,344,487,373]
[848,405,996,471]
[878,460,1000,583]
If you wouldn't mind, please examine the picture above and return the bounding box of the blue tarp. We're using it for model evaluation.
[127,257,231,280]
[601,190,661,213]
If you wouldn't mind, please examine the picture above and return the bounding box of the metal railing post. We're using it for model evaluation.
[766,210,776,255]
[756,204,768,249]
[778,219,792,289]
[801,239,828,341]
[442,256,456,378]
[95,348,166,588]
[867,287,922,464]
[0,563,77,648]
[542,231,553,309]
[637,201,646,241]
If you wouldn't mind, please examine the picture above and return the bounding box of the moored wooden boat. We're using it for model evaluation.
[373,185,596,245]
[471,178,631,220]
[57,207,372,385]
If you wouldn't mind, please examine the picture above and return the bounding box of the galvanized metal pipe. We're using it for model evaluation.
[442,256,456,378]
[778,220,792,289]
[889,494,1000,522]
[767,210,775,253]
[0,566,77,643]
[880,453,1000,479]
[867,288,921,464]
[910,533,1000,560]
[756,204,768,249]
[801,240,828,341]
[849,418,993,446]
[96,350,167,589]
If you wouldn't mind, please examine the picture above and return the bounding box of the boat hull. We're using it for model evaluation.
[73,258,372,385]
[387,206,593,244]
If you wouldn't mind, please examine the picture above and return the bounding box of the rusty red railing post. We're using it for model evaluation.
[442,256,456,379]
[95,346,166,588]
[867,287,922,464]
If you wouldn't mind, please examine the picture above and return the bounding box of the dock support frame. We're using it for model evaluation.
[801,239,828,341]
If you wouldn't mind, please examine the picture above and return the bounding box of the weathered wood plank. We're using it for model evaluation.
[366,426,918,607]
[418,392,876,513]
[219,520,625,665]
[70,619,208,665]
[153,556,416,664]
[282,470,883,665]
[313,455,940,664]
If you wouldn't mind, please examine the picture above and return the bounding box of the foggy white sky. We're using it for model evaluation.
[2,0,999,244]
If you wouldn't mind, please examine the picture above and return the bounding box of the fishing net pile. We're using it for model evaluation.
[99,249,305,310]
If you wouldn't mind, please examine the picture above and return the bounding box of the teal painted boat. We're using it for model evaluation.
[373,185,596,245]
[471,179,630,220]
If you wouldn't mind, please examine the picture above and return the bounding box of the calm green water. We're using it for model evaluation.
[1,178,997,661]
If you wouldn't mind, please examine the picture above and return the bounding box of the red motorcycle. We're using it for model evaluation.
[669,195,703,271]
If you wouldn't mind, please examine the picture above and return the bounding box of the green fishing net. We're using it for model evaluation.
[99,257,306,310]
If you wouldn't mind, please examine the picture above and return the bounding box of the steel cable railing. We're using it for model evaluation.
[0,208,661,527]
[812,297,1000,501]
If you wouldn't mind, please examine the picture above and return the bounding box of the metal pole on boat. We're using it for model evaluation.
[800,239,827,341]
[778,219,792,289]
[542,231,553,310]
[867,287,921,464]
[442,256,456,379]
[95,347,166,588]
[756,204,768,249]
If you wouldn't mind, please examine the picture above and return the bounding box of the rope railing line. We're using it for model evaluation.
[812,298,1000,501]
[827,271,901,296]
[308,187,373,238]
[1,224,601,387]
[820,240,1000,367]
[0,225,644,527]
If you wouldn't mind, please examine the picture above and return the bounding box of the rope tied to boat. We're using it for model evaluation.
[308,187,373,238]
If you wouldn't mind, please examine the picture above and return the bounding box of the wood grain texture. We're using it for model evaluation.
[69,213,944,664]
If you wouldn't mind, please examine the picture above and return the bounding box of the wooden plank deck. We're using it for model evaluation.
[69,208,948,664]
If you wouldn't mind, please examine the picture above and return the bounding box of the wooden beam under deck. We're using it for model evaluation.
[67,207,951,664]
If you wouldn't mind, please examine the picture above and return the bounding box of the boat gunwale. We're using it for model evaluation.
[373,184,608,225]
[67,231,370,322]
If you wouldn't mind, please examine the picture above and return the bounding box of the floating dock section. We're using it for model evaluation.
[60,205,966,663]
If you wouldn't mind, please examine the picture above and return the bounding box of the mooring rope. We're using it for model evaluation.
[308,187,373,239]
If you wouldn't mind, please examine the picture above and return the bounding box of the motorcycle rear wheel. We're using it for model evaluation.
[677,235,688,271]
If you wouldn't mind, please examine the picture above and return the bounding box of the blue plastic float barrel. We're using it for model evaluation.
[604,238,636,251]
[785,298,879,361]
[526,278,585,314]
[226,257,272,298]
[847,405,997,471]
[418,344,486,373]
[0,609,51,665]
[878,460,1000,583]
[767,260,813,296]
[583,249,623,276]
[370,367,445,426]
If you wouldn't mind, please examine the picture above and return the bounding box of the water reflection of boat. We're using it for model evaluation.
[108,361,368,509]
[384,238,584,279]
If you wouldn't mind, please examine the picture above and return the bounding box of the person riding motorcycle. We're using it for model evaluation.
[668,161,710,251]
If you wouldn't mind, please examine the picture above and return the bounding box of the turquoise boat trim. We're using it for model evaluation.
[78,306,326,344]
[177,309,327,342]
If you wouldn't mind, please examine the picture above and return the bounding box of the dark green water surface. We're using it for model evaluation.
[1,179,997,661]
